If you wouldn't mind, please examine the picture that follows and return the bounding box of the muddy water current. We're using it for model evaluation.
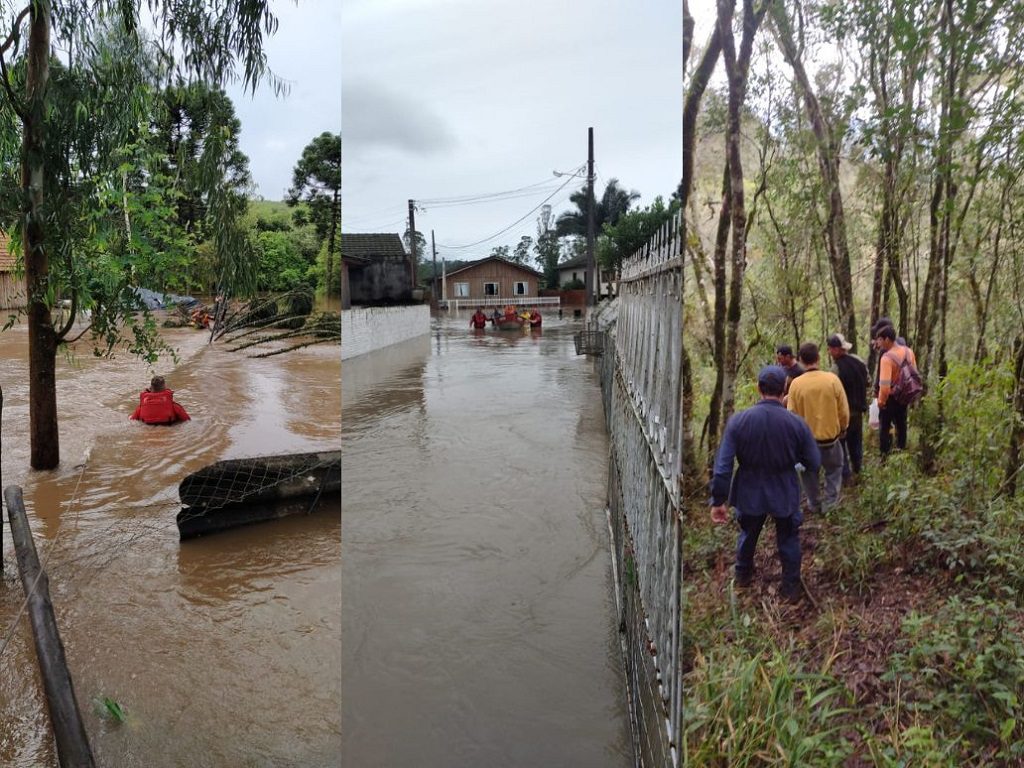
[342,317,631,767]
[0,320,341,766]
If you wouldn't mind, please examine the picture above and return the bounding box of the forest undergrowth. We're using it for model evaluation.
[683,360,1024,766]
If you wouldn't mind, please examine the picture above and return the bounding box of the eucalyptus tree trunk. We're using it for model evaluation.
[770,1,857,351]
[24,0,59,470]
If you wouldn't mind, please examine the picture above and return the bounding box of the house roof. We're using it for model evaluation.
[340,233,407,259]
[0,233,13,272]
[445,256,543,279]
[556,253,588,270]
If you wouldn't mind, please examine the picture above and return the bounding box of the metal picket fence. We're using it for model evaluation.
[599,211,682,766]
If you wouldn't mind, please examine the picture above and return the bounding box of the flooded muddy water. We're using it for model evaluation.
[0,319,340,767]
[342,316,631,767]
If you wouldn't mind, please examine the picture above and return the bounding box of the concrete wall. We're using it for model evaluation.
[341,304,430,361]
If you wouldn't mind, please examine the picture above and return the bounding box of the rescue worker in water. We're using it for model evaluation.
[130,375,191,425]
[470,307,488,329]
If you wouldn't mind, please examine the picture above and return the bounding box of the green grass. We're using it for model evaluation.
[684,358,1024,765]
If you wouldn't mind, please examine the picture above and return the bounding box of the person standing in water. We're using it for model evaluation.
[130,375,191,425]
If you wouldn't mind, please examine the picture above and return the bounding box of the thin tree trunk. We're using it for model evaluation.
[681,25,722,211]
[24,0,59,470]
[715,0,765,438]
[770,1,857,350]
[706,164,730,462]
[1004,334,1024,497]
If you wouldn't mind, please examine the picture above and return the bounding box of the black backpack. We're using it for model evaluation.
[886,350,924,406]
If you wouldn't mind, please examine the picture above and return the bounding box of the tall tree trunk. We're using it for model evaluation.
[681,25,722,211]
[24,0,59,470]
[328,187,339,295]
[1004,334,1024,497]
[719,0,747,428]
[770,1,857,350]
[706,164,730,462]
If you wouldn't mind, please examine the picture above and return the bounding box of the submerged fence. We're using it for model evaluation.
[598,211,682,766]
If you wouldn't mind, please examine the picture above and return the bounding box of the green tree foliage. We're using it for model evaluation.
[254,230,315,291]
[599,196,680,272]
[488,244,510,261]
[3,0,281,469]
[554,178,640,238]
[534,231,561,289]
[287,132,340,294]
[154,82,253,238]
[511,235,533,266]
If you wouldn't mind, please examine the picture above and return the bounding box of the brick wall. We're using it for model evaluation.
[341,305,431,360]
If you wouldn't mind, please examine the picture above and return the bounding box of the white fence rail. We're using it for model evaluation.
[441,296,561,312]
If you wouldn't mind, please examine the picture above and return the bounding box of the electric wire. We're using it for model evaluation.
[437,172,583,251]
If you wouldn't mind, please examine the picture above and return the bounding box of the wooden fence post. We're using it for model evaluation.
[5,486,95,767]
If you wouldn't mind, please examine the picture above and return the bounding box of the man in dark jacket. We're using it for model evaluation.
[710,365,821,602]
[827,333,869,480]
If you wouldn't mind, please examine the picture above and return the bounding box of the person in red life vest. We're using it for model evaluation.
[470,307,488,329]
[130,375,191,425]
[528,308,542,328]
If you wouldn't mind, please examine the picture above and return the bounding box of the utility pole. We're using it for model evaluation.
[586,127,596,308]
[431,229,438,308]
[408,199,418,294]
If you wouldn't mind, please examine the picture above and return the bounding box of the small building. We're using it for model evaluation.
[442,257,542,309]
[556,254,588,288]
[342,233,415,306]
[0,233,23,309]
[556,253,614,298]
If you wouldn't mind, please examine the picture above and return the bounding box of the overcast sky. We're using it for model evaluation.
[342,0,681,263]
[227,0,342,201]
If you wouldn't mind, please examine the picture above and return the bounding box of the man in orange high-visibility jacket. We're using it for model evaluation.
[876,325,917,456]
[130,375,191,425]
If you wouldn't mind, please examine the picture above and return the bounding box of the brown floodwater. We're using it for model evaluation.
[342,316,631,767]
[0,318,341,767]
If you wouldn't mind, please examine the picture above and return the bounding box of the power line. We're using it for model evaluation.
[437,172,582,251]
[420,186,566,211]
[417,171,580,206]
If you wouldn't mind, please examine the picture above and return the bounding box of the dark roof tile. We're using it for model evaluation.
[340,233,407,259]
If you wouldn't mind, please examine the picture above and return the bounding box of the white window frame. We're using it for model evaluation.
[484,282,499,296]
[514,281,527,296]
[454,282,470,297]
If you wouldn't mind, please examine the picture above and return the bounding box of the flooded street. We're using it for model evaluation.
[342,316,631,767]
[0,319,341,766]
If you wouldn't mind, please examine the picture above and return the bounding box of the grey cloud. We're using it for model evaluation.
[342,80,457,154]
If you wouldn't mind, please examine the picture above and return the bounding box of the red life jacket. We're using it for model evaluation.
[138,389,177,424]
[471,313,487,328]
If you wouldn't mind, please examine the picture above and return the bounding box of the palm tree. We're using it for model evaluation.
[554,178,641,238]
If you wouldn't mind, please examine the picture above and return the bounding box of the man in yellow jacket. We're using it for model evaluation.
[787,342,850,513]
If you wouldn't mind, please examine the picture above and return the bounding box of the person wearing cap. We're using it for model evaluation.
[709,365,821,603]
[786,343,849,513]
[827,333,869,480]
[877,325,918,455]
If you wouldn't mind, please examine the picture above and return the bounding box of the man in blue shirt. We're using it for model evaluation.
[710,365,821,602]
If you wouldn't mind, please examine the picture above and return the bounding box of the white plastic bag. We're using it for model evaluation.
[868,398,880,430]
